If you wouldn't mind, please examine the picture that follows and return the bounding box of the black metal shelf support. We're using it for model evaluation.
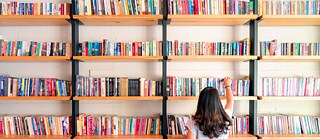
[162,0,168,138]
[249,0,258,136]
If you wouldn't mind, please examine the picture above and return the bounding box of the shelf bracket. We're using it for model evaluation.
[158,19,171,25]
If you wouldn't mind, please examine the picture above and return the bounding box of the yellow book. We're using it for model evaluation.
[56,81,61,96]
[38,3,41,15]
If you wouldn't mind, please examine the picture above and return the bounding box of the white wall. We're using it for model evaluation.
[0,10,319,117]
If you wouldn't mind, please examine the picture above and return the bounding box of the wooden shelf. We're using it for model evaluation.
[258,134,320,139]
[259,15,320,26]
[168,96,257,100]
[168,15,258,26]
[0,96,71,100]
[258,56,320,62]
[73,15,162,26]
[0,15,70,26]
[0,135,71,139]
[74,135,163,139]
[169,134,256,139]
[168,56,257,62]
[258,96,320,101]
[73,96,163,100]
[0,56,71,62]
[73,56,162,62]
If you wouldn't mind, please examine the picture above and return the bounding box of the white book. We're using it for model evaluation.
[47,42,51,56]
[103,0,108,15]
[153,40,156,56]
[101,77,106,97]
[146,42,149,56]
[12,79,17,96]
[139,78,145,96]
[7,78,11,96]
[107,0,112,15]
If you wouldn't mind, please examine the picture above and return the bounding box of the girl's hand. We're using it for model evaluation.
[223,77,232,86]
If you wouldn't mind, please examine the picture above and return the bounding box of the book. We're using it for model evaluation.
[0,2,71,15]
[167,76,250,96]
[76,75,162,96]
[0,75,71,97]
[76,114,161,135]
[0,39,71,57]
[259,0,320,15]
[0,115,71,135]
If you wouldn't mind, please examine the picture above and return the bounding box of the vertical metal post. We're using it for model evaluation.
[249,0,258,136]
[162,0,168,138]
[71,1,80,138]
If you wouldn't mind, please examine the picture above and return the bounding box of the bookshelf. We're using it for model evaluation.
[259,15,320,26]
[0,15,70,26]
[74,135,163,139]
[258,96,320,101]
[0,135,71,139]
[73,56,162,62]
[168,96,258,100]
[168,56,257,62]
[73,96,163,100]
[258,56,320,62]
[257,134,320,139]
[0,56,71,62]
[168,134,257,139]
[73,15,162,26]
[0,96,71,100]
[168,15,258,26]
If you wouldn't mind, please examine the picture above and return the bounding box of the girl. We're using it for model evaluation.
[184,77,233,139]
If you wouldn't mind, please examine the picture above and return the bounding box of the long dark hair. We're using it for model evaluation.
[192,87,232,138]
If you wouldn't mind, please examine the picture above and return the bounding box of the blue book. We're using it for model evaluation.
[88,42,92,56]
[306,0,309,15]
[29,79,33,96]
[243,41,247,55]
[188,0,192,14]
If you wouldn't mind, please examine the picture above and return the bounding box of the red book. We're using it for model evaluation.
[85,42,89,56]
[239,42,243,55]
[194,0,198,14]
[52,79,56,96]
[136,118,140,135]
[135,42,139,56]
[121,43,125,56]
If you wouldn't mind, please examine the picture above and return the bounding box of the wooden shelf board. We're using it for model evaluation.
[73,96,163,100]
[73,15,162,26]
[258,56,320,62]
[0,96,71,100]
[0,135,71,139]
[258,134,320,139]
[0,15,70,26]
[259,15,320,26]
[168,15,258,26]
[168,56,257,62]
[73,56,162,62]
[168,96,257,100]
[169,134,256,139]
[74,135,162,139]
[258,96,320,101]
[0,56,71,62]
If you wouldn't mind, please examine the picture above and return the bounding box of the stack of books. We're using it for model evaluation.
[167,77,250,96]
[76,114,161,135]
[259,0,320,15]
[0,75,71,97]
[76,76,162,97]
[0,115,71,135]
[0,2,71,15]
[0,39,71,57]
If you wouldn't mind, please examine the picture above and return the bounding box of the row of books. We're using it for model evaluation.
[0,75,71,97]
[258,0,320,15]
[0,2,70,15]
[78,40,162,56]
[167,77,250,96]
[0,116,71,135]
[260,40,320,56]
[258,115,320,134]
[0,40,71,57]
[167,115,249,135]
[259,78,320,96]
[168,0,254,15]
[74,0,162,15]
[76,76,162,97]
[168,39,250,56]
[76,114,161,135]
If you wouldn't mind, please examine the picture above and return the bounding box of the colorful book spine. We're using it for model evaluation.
[0,39,71,57]
[78,40,162,56]
[258,115,320,135]
[168,38,250,56]
[259,77,320,96]
[259,0,320,15]
[76,75,162,97]
[76,114,161,135]
[0,75,71,97]
[260,40,320,56]
[0,2,71,15]
[167,76,250,97]
[0,116,71,135]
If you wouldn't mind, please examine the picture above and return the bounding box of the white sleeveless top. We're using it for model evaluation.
[186,109,232,139]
